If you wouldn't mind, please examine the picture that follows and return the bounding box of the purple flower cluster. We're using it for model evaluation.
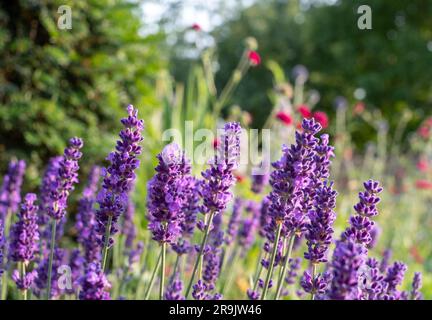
[304,182,337,264]
[38,157,62,238]
[47,137,84,220]
[301,270,330,296]
[123,198,137,249]
[225,198,244,245]
[9,193,39,264]
[192,280,222,300]
[0,159,26,219]
[343,180,382,246]
[383,261,407,298]
[34,248,65,298]
[410,272,423,300]
[266,119,321,240]
[147,143,193,244]
[200,122,241,216]
[238,201,260,251]
[251,164,269,194]
[96,105,144,248]
[285,258,301,285]
[75,166,101,263]
[12,269,38,291]
[328,239,366,300]
[79,262,111,300]
[165,274,185,300]
[0,220,4,276]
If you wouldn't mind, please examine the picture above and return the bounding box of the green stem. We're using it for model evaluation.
[46,219,57,300]
[21,262,27,300]
[219,247,239,296]
[159,242,166,300]
[274,233,295,300]
[252,251,267,293]
[311,264,317,301]
[144,251,162,300]
[261,223,282,300]
[185,211,216,298]
[101,215,113,272]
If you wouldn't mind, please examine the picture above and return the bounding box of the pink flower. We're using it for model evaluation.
[297,104,312,118]
[354,102,365,115]
[212,138,220,149]
[275,111,293,126]
[416,159,429,172]
[247,50,261,66]
[191,23,202,31]
[312,111,329,129]
[415,180,432,190]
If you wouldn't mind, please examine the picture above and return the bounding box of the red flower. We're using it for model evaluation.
[235,173,245,183]
[312,111,329,129]
[354,102,365,115]
[275,111,293,126]
[416,159,429,172]
[297,104,311,118]
[212,138,220,149]
[191,23,202,31]
[418,126,430,139]
[247,50,261,66]
[415,179,432,190]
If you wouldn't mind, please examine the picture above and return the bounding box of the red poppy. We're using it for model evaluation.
[191,23,201,31]
[295,121,302,130]
[212,138,220,149]
[247,50,261,66]
[416,159,429,172]
[312,111,329,129]
[415,179,432,190]
[297,104,311,118]
[353,102,365,115]
[275,111,293,126]
[418,126,430,139]
[235,173,245,183]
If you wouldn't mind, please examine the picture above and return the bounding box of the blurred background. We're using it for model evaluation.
[1,0,432,298]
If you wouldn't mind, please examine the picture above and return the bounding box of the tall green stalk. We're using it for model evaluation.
[144,251,162,300]
[159,242,166,300]
[310,264,317,300]
[185,211,215,298]
[46,219,57,300]
[274,234,295,300]
[261,223,282,300]
[101,215,113,272]
[21,262,27,300]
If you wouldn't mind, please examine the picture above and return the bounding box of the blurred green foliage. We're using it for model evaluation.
[173,0,432,148]
[0,0,165,185]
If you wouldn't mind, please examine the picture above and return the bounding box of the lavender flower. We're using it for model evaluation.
[123,198,137,249]
[47,137,83,221]
[192,280,221,300]
[225,198,244,245]
[96,105,144,249]
[410,272,423,300]
[267,119,321,239]
[9,193,39,264]
[0,220,4,276]
[301,270,329,296]
[12,269,37,291]
[165,274,185,300]
[328,239,367,300]
[147,143,192,244]
[200,122,242,216]
[304,181,337,264]
[285,258,301,285]
[128,241,144,267]
[380,249,392,273]
[75,166,101,263]
[383,261,407,297]
[247,289,260,300]
[34,248,66,298]
[69,249,85,294]
[38,156,62,236]
[359,258,384,300]
[0,159,26,219]
[251,164,269,194]
[238,201,260,251]
[367,223,381,250]
[79,262,111,300]
[343,180,382,246]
